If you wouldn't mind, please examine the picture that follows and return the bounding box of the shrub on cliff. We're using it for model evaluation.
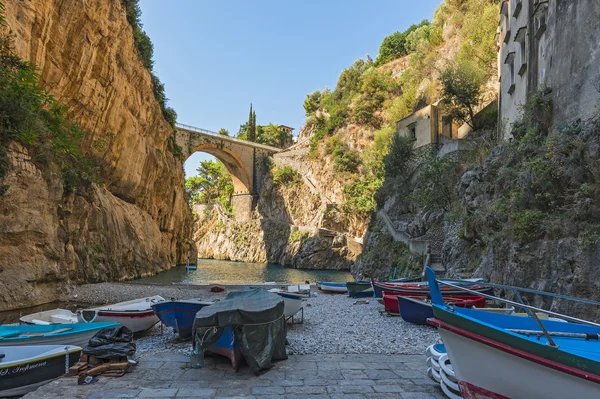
[0,6,97,194]
[272,165,302,186]
[374,20,430,66]
[121,0,177,130]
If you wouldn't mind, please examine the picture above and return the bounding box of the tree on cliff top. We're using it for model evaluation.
[374,20,430,66]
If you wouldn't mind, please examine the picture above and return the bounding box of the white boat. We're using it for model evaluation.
[268,290,303,317]
[19,308,78,325]
[0,345,82,397]
[77,296,164,333]
[317,282,348,294]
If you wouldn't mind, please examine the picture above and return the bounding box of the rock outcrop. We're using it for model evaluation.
[0,0,195,310]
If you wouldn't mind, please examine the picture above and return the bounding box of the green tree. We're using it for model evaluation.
[303,90,321,116]
[218,128,229,136]
[439,62,483,129]
[256,123,286,147]
[247,104,256,142]
[374,20,430,66]
[185,160,233,212]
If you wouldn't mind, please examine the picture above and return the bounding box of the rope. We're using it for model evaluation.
[64,346,69,374]
[196,314,286,348]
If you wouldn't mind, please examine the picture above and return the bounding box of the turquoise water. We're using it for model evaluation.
[134,259,353,285]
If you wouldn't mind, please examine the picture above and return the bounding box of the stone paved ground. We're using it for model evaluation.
[23,352,444,399]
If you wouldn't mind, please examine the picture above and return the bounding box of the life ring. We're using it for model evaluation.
[441,379,463,399]
[439,354,458,382]
[78,310,98,323]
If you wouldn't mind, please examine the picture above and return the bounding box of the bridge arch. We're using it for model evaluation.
[175,123,282,221]
[187,143,252,195]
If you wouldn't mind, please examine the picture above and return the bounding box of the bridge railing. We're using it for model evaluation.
[175,122,283,152]
[175,123,221,137]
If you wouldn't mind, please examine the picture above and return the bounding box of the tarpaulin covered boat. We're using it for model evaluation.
[192,288,287,374]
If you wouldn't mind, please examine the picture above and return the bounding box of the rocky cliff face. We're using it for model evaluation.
[0,0,195,310]
[195,154,358,270]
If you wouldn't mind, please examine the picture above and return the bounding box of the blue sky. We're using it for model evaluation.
[139,0,442,176]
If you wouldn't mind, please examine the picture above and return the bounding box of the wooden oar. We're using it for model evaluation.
[509,329,600,340]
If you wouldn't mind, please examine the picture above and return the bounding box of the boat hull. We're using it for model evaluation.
[399,296,487,325]
[206,326,243,370]
[346,282,374,298]
[318,282,348,294]
[437,326,600,399]
[151,300,213,339]
[0,323,119,347]
[276,293,303,318]
[372,280,491,298]
[0,346,82,397]
[79,310,159,333]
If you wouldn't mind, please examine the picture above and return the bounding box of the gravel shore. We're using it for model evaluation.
[69,282,440,357]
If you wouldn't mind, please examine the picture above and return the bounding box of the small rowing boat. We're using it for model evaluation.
[346,282,374,298]
[372,278,489,298]
[398,295,486,325]
[151,299,213,339]
[19,309,77,325]
[0,345,82,397]
[77,296,164,333]
[268,290,303,318]
[317,282,348,294]
[0,323,118,347]
[425,267,600,399]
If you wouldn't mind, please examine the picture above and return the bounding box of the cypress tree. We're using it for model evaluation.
[247,104,256,142]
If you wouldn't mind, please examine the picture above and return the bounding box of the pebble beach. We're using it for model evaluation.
[69,282,441,357]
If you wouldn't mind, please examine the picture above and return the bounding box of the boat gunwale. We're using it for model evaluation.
[429,315,600,384]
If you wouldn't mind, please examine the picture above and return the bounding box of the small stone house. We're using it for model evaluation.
[396,103,462,148]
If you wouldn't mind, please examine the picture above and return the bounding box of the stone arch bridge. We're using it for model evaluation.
[175,123,282,221]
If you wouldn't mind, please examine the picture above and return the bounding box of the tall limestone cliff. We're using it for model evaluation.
[0,0,195,310]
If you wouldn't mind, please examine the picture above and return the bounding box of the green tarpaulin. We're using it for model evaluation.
[193,288,287,374]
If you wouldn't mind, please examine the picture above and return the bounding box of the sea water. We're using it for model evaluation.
[133,259,353,285]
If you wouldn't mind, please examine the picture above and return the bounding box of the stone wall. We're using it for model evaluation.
[500,0,600,137]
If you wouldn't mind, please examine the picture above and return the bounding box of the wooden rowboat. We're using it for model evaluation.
[425,267,600,399]
[19,309,77,325]
[398,295,486,325]
[0,323,118,347]
[77,296,164,333]
[0,345,82,397]
[317,282,348,294]
[151,299,213,339]
[346,282,374,298]
[372,278,490,299]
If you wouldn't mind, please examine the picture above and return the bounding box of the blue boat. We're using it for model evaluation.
[151,299,213,339]
[0,322,119,347]
[398,296,434,325]
[425,267,600,398]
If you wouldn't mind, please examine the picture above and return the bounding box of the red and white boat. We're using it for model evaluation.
[77,295,164,333]
[372,278,492,298]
